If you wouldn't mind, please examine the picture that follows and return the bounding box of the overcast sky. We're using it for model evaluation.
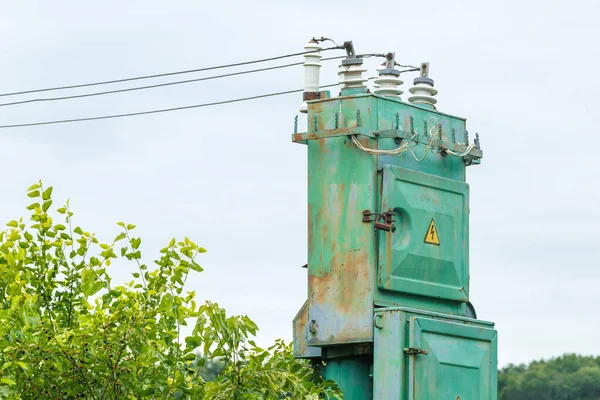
[1,0,598,368]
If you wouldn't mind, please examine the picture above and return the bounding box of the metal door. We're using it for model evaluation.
[378,165,469,302]
[407,316,497,400]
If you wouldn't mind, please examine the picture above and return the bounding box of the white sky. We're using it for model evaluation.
[1,0,598,368]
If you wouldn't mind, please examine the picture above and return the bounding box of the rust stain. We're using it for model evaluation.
[311,102,324,114]
[332,249,369,314]
[317,138,328,154]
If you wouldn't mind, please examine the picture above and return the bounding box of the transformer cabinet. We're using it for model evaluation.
[292,40,497,399]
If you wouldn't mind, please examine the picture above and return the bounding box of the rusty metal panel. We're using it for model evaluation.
[306,134,377,346]
[292,300,322,359]
[378,165,469,302]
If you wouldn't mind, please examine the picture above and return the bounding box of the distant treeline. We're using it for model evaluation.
[499,354,600,400]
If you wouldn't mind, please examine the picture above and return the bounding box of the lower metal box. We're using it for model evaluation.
[374,307,497,400]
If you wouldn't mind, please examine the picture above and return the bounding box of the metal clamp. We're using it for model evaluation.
[362,209,395,232]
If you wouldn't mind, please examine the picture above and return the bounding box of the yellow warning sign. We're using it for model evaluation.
[424,219,440,246]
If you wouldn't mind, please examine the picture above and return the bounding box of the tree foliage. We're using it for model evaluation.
[0,182,340,399]
[499,354,600,400]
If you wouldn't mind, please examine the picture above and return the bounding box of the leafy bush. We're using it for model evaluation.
[0,182,339,399]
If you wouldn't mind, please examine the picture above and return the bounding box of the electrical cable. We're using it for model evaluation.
[445,144,476,157]
[0,56,346,108]
[350,134,417,155]
[351,116,441,158]
[0,46,344,98]
[408,136,434,161]
[395,62,420,69]
[0,84,340,129]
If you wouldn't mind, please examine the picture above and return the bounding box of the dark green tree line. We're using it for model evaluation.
[499,354,600,400]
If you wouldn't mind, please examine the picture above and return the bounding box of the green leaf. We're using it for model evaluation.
[89,281,105,296]
[185,336,202,349]
[74,227,83,235]
[6,220,18,228]
[82,268,97,297]
[114,232,126,242]
[26,202,40,210]
[132,237,142,249]
[26,183,41,192]
[42,186,53,200]
[0,378,15,386]
[42,200,53,212]
[27,190,40,198]
[127,223,136,230]
[17,362,30,373]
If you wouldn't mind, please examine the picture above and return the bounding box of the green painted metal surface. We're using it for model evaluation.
[409,317,497,399]
[291,89,495,399]
[373,307,497,399]
[378,165,470,302]
[322,358,373,400]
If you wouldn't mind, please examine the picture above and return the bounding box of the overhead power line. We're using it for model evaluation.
[0,56,346,108]
[0,84,340,129]
[0,46,344,98]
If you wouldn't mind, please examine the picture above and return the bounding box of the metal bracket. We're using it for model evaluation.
[403,347,428,355]
[362,209,395,232]
[343,41,356,58]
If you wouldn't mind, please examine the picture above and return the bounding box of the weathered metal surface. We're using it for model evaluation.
[373,307,497,399]
[305,134,376,346]
[377,165,470,302]
[292,300,322,358]
[295,92,479,347]
[408,317,497,399]
[303,91,321,101]
[292,88,495,399]
[292,128,482,163]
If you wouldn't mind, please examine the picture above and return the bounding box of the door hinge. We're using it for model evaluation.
[403,347,428,355]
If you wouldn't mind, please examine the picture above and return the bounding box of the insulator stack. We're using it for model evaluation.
[338,58,368,90]
[408,62,438,109]
[374,53,403,97]
[299,39,323,113]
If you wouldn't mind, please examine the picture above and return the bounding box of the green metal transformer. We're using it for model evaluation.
[292,44,497,399]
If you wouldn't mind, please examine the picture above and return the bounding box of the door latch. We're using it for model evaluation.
[362,209,395,232]
[403,347,428,355]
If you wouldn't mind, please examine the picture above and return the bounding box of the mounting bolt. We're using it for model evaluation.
[309,320,318,334]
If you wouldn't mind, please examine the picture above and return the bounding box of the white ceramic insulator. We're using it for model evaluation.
[408,82,438,107]
[374,74,403,97]
[303,42,322,93]
[300,40,322,113]
[338,62,368,89]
